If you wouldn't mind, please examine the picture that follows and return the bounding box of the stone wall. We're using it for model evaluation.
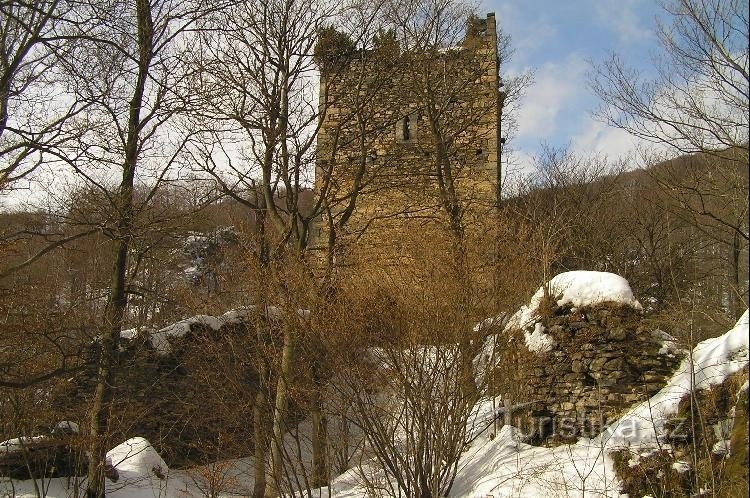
[313,14,501,248]
[494,300,683,444]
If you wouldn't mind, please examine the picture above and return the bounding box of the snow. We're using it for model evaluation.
[597,309,749,450]
[507,271,642,331]
[5,306,747,498]
[0,422,78,454]
[107,437,168,482]
[653,329,681,356]
[473,313,508,333]
[144,305,308,355]
[472,314,509,383]
[149,315,222,354]
[0,435,47,454]
[329,309,749,497]
[524,322,555,353]
[712,438,730,457]
[328,406,620,497]
[53,421,79,434]
[119,327,139,340]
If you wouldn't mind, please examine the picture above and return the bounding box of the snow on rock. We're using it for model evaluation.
[0,422,78,458]
[145,305,309,355]
[712,438,731,457]
[149,315,223,354]
[472,313,509,383]
[107,437,168,482]
[542,271,641,309]
[53,421,79,435]
[473,313,508,334]
[653,329,682,356]
[597,309,749,450]
[0,436,47,454]
[524,322,555,353]
[508,271,642,331]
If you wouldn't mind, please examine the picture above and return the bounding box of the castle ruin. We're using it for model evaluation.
[315,13,503,251]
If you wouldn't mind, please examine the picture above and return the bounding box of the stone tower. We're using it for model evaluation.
[315,13,501,249]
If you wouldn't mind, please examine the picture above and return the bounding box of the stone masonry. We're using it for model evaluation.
[494,300,683,445]
[314,14,502,247]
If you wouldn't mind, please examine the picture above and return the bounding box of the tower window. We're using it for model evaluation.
[396,112,418,142]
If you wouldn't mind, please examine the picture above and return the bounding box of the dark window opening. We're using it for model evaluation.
[402,116,411,141]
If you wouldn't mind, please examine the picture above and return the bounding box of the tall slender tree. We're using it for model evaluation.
[45,0,221,495]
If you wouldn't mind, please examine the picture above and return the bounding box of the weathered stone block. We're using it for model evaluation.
[609,328,628,341]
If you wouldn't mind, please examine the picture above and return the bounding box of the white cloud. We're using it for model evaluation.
[571,118,642,160]
[592,0,654,45]
[514,54,588,140]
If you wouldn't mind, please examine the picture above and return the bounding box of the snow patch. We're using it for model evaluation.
[507,271,641,331]
[107,437,168,482]
[598,309,749,449]
[712,439,731,457]
[524,322,555,353]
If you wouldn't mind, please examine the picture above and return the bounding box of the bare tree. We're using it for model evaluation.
[0,0,85,190]
[591,0,750,318]
[325,232,500,498]
[645,151,748,318]
[32,1,225,495]
[495,26,533,205]
[591,0,749,319]
[185,0,413,492]
[591,0,748,161]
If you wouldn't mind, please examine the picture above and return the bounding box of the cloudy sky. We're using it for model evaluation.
[482,0,665,173]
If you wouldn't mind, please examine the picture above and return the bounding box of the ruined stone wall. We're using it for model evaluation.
[314,14,501,247]
[494,301,683,444]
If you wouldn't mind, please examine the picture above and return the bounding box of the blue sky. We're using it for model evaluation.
[482,0,665,173]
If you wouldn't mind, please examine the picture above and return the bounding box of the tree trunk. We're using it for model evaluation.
[85,1,153,495]
[310,380,327,488]
[728,231,741,319]
[253,390,268,498]
[85,241,129,498]
[265,325,295,497]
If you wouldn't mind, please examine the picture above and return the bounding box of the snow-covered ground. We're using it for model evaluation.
[328,309,748,497]
[3,272,747,497]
